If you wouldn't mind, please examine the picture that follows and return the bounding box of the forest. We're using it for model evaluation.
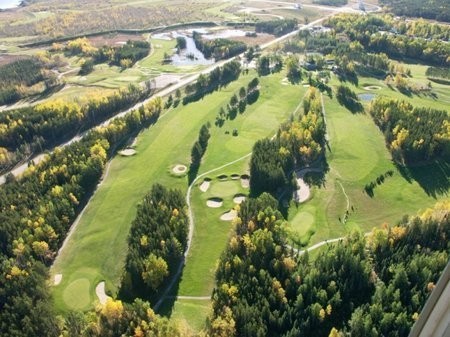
[209,194,449,337]
[120,184,189,302]
[250,87,326,197]
[325,14,450,66]
[369,97,449,164]
[255,19,298,37]
[0,97,163,336]
[0,58,56,105]
[0,84,150,173]
[192,31,247,60]
[379,0,450,22]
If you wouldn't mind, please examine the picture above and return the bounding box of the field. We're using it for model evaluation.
[51,69,306,313]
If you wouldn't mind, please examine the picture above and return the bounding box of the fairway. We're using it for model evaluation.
[51,69,306,313]
[287,78,449,246]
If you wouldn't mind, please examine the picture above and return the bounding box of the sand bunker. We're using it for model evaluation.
[217,174,228,181]
[241,174,250,188]
[96,281,110,305]
[294,178,310,203]
[233,194,246,204]
[220,209,237,221]
[119,148,136,156]
[281,78,289,85]
[172,164,187,174]
[363,85,381,90]
[199,178,211,192]
[54,274,62,286]
[231,174,240,180]
[303,84,310,87]
[207,197,223,208]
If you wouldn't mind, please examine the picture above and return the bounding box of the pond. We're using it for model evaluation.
[0,0,22,9]
[171,32,214,66]
[358,93,376,101]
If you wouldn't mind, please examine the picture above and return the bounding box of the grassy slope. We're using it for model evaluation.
[52,70,305,313]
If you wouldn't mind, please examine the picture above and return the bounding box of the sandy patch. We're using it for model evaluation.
[302,84,310,87]
[233,194,246,204]
[96,281,110,305]
[119,148,136,156]
[294,178,310,203]
[220,209,237,221]
[54,274,62,286]
[207,198,223,208]
[199,181,210,192]
[231,174,240,180]
[241,174,250,188]
[172,164,187,174]
[363,85,381,90]
[281,77,289,85]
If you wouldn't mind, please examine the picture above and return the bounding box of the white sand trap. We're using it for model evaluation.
[96,281,110,305]
[172,164,187,174]
[199,181,210,192]
[241,178,250,188]
[233,196,246,204]
[54,274,62,285]
[207,198,223,208]
[363,85,381,90]
[281,78,289,85]
[220,209,237,221]
[294,178,310,203]
[119,148,136,156]
[303,84,310,87]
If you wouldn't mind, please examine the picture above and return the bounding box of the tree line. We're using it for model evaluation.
[379,0,450,22]
[325,14,450,66]
[250,87,326,197]
[0,57,57,106]
[209,193,449,336]
[255,19,298,37]
[193,31,247,60]
[189,123,211,184]
[0,97,163,336]
[0,84,151,174]
[119,184,189,302]
[182,60,241,105]
[369,97,449,164]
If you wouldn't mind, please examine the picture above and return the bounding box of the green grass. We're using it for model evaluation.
[51,69,306,314]
[170,299,211,332]
[287,68,449,246]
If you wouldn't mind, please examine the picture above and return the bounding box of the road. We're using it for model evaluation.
[0,13,341,186]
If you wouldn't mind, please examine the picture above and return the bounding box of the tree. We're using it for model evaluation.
[141,254,169,291]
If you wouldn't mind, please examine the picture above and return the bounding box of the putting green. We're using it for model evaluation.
[208,180,241,198]
[290,211,315,236]
[63,278,91,310]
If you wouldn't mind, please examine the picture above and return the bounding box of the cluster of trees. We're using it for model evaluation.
[120,184,188,301]
[326,14,450,66]
[216,77,260,126]
[257,54,283,76]
[66,37,150,69]
[176,36,187,51]
[426,66,450,83]
[193,31,247,60]
[183,60,241,104]
[0,96,163,336]
[379,0,450,22]
[335,85,363,113]
[369,97,450,164]
[364,169,395,197]
[209,194,449,336]
[250,88,326,197]
[189,123,211,183]
[0,58,56,105]
[255,19,298,36]
[0,84,151,173]
[396,18,450,40]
